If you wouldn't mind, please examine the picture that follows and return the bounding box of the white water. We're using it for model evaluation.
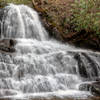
[0,4,100,99]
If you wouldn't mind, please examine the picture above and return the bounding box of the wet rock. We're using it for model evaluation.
[79,81,100,97]
[0,8,4,21]
[0,89,17,97]
[0,8,4,36]
[0,39,17,47]
[0,39,17,53]
[79,83,91,91]
[90,81,100,97]
[74,53,88,78]
[74,53,99,79]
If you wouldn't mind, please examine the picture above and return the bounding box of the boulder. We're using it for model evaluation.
[74,53,99,79]
[90,81,100,97]
[79,83,91,91]
[0,39,17,53]
[0,39,17,47]
[79,81,100,97]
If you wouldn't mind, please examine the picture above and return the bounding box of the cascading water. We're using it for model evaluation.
[1,4,48,40]
[0,4,100,100]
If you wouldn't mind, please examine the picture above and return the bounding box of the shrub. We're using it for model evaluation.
[69,0,100,35]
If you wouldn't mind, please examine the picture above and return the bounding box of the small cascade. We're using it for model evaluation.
[0,4,100,99]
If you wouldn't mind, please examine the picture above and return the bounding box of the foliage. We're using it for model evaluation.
[32,0,74,36]
[70,0,100,35]
[0,0,32,5]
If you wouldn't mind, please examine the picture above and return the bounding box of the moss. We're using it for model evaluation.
[0,0,33,8]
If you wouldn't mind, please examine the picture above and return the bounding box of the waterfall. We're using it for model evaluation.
[1,4,48,40]
[0,4,100,99]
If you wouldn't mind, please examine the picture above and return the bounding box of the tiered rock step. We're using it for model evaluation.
[0,39,100,98]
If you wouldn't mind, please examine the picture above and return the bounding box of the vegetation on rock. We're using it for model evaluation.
[66,0,100,50]
[32,0,100,50]
[69,0,100,36]
[32,0,74,40]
